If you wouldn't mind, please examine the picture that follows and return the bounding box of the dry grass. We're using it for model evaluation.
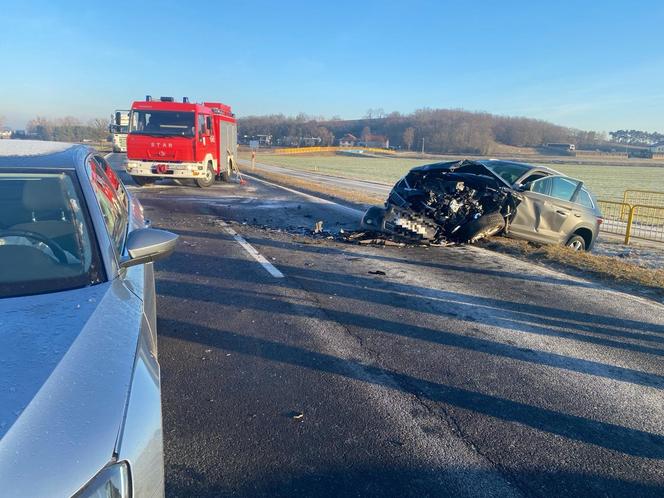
[480,237,664,299]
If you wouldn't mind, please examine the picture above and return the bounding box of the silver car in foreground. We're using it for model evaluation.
[0,141,177,497]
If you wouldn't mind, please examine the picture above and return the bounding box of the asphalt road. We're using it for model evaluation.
[238,158,392,197]
[108,153,664,497]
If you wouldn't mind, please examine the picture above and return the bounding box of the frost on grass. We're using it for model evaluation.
[0,140,75,157]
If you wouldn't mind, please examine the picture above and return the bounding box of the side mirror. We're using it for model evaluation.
[517,182,532,192]
[120,228,178,269]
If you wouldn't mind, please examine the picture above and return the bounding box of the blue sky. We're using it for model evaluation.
[1,0,663,132]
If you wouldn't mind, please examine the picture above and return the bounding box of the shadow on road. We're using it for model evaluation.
[155,226,664,497]
[164,463,664,498]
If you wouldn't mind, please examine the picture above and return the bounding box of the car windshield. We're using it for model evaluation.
[129,110,195,137]
[0,170,104,298]
[485,161,532,185]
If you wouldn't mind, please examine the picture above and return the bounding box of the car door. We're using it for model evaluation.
[197,113,215,164]
[510,176,583,244]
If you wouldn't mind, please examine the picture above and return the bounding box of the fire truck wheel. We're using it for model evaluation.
[196,163,215,188]
[132,176,154,186]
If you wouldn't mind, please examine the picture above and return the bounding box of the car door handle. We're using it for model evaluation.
[556,210,568,216]
[573,213,581,218]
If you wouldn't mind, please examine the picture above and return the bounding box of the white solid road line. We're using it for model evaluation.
[242,173,365,218]
[217,220,285,278]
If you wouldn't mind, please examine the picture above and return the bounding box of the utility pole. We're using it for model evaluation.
[421,137,425,155]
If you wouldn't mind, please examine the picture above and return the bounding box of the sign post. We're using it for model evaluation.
[249,140,259,170]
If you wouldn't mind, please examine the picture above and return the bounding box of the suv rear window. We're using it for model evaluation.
[0,170,104,298]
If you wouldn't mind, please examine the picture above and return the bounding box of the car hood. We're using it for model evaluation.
[408,159,509,185]
[0,281,142,496]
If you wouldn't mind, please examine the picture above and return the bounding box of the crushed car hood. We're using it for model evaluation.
[0,281,142,497]
[406,159,509,184]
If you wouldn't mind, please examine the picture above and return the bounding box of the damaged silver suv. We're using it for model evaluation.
[362,159,602,251]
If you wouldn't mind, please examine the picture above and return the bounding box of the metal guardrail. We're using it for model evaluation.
[273,146,396,155]
[597,199,664,244]
[622,190,664,209]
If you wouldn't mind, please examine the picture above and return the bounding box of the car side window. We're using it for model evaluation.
[520,173,547,185]
[576,189,595,209]
[94,156,128,213]
[529,177,551,195]
[549,177,580,201]
[87,157,128,253]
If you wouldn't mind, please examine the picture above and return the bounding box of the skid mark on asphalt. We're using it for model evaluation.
[218,220,284,278]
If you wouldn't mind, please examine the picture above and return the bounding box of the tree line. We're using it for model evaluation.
[239,108,607,154]
[23,116,109,142]
[609,129,664,145]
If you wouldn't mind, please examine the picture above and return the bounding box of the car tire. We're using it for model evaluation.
[566,234,586,251]
[457,212,505,243]
[196,163,215,188]
[132,176,154,186]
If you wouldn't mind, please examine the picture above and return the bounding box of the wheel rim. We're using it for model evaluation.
[205,167,213,182]
[569,239,583,251]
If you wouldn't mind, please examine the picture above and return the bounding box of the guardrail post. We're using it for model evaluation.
[621,191,629,219]
[624,206,635,245]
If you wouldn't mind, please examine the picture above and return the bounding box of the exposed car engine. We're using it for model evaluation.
[362,160,521,244]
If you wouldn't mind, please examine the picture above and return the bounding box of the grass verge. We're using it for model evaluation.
[479,237,664,301]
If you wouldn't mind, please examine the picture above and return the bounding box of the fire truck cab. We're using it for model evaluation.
[125,96,237,187]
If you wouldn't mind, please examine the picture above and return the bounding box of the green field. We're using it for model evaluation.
[249,153,664,201]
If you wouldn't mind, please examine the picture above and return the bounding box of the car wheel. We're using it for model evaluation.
[196,163,215,188]
[132,176,154,186]
[457,212,505,243]
[566,234,586,251]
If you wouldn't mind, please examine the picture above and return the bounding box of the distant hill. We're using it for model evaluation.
[239,108,606,155]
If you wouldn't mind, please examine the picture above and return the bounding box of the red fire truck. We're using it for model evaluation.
[125,96,237,187]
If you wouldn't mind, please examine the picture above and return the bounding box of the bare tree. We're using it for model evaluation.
[402,127,415,150]
[89,118,110,141]
[238,108,605,155]
[361,126,371,143]
[317,126,335,146]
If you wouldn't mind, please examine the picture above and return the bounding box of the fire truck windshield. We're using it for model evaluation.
[129,110,195,137]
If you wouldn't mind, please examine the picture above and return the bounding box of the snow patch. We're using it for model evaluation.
[0,140,76,157]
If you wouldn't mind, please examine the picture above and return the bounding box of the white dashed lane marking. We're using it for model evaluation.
[217,220,284,278]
